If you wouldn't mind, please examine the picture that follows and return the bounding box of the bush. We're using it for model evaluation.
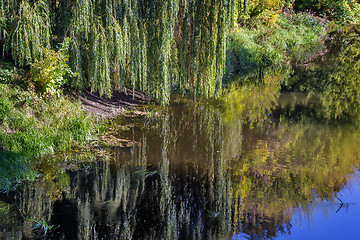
[30,39,73,95]
[236,0,290,22]
[0,62,96,192]
[294,0,360,23]
[226,11,328,80]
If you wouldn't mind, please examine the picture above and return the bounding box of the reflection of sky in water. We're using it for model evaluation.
[234,171,360,240]
[284,171,360,240]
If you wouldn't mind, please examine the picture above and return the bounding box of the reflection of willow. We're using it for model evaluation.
[165,101,236,238]
[60,100,239,239]
[0,178,66,239]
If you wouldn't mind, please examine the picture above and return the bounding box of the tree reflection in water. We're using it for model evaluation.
[2,61,360,239]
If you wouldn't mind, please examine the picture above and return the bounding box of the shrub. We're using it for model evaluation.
[294,0,360,23]
[226,11,328,80]
[30,39,73,95]
[236,0,288,22]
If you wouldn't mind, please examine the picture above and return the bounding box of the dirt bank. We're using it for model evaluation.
[75,88,150,118]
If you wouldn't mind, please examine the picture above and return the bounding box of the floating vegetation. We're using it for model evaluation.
[99,134,139,148]
[30,218,55,238]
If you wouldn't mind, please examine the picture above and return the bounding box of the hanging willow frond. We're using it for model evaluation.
[89,18,111,97]
[9,0,50,66]
[2,0,235,103]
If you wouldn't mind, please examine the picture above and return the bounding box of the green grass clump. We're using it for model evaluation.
[0,83,95,157]
[226,11,328,80]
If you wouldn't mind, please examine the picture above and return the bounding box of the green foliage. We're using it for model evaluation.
[0,83,95,158]
[0,62,19,83]
[1,0,235,104]
[65,0,234,103]
[30,40,72,95]
[226,11,327,79]
[235,0,288,22]
[0,149,37,192]
[294,0,360,23]
[1,0,51,66]
[0,77,96,190]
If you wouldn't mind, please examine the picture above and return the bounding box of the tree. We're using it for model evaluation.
[0,0,236,103]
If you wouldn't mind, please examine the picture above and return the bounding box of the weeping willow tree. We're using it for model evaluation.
[0,0,50,66]
[1,0,235,103]
[177,0,234,98]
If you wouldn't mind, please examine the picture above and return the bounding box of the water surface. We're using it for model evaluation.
[1,81,360,239]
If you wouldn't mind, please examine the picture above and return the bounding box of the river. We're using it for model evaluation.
[1,78,360,239]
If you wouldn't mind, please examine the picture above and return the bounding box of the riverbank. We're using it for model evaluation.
[76,88,150,118]
[225,10,329,82]
[0,77,93,191]
[0,61,150,192]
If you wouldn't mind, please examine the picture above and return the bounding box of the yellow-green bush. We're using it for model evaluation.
[236,0,286,22]
[30,47,72,95]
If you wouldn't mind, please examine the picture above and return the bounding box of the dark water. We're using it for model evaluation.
[1,79,360,239]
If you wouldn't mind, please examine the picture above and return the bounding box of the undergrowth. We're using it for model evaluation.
[0,84,95,157]
[226,11,328,81]
[0,62,96,192]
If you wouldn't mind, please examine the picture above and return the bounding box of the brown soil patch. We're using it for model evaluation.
[75,88,151,118]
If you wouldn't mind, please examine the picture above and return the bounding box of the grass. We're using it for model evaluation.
[0,61,97,192]
[0,149,38,193]
[0,83,95,157]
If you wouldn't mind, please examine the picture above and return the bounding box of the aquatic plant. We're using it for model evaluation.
[31,218,54,238]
